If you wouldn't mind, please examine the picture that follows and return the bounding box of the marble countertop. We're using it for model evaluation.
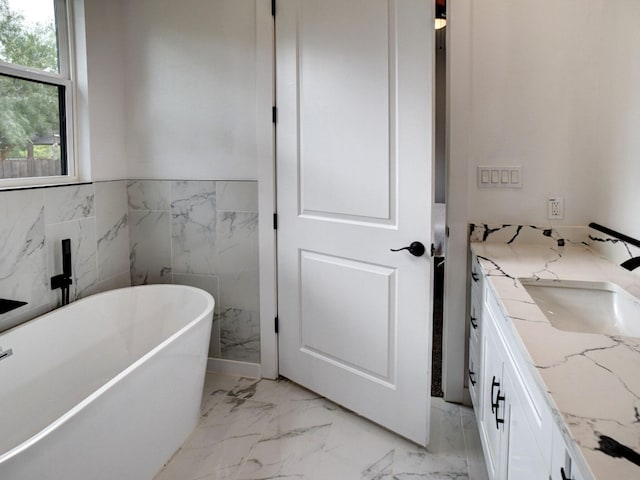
[470,242,640,480]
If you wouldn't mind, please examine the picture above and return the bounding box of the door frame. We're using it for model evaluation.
[257,0,278,379]
[257,0,461,392]
[442,0,472,402]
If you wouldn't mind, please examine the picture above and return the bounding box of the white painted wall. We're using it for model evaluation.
[593,0,640,240]
[464,0,602,225]
[75,0,128,181]
[122,0,259,180]
[447,0,640,401]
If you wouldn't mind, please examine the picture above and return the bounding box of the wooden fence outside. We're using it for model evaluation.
[1,158,61,178]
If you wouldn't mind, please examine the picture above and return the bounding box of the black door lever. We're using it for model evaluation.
[390,241,426,257]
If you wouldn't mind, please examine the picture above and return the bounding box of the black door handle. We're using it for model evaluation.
[390,241,426,257]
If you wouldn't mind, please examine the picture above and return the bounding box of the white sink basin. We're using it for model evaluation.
[519,279,640,337]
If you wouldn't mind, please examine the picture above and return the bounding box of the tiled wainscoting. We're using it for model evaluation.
[0,180,260,365]
[0,181,131,332]
[127,180,260,362]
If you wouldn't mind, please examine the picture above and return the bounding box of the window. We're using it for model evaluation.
[0,0,74,186]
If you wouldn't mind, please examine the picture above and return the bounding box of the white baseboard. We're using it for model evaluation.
[207,357,261,378]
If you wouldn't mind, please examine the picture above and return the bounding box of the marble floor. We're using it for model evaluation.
[154,373,489,480]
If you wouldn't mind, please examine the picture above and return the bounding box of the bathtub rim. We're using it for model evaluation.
[0,284,214,464]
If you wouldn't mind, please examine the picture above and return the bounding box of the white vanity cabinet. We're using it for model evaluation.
[470,252,555,480]
[550,422,587,480]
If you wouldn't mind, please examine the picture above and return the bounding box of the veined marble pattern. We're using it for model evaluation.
[154,374,487,480]
[95,181,130,287]
[218,212,260,313]
[126,180,260,363]
[127,180,171,211]
[220,308,260,363]
[469,224,589,246]
[171,181,218,275]
[588,226,640,275]
[471,242,640,480]
[44,183,95,223]
[0,183,134,331]
[0,189,48,331]
[43,184,100,305]
[129,211,172,285]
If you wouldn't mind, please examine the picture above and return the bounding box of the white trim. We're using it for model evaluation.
[257,0,278,380]
[207,358,261,379]
[0,0,78,188]
[442,0,471,403]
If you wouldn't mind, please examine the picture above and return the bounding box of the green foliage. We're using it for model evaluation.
[0,0,60,159]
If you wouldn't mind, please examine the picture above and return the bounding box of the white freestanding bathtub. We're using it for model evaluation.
[0,285,214,480]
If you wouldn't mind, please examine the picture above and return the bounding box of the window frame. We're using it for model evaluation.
[0,0,77,189]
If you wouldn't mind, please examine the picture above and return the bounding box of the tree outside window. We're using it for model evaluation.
[0,0,71,180]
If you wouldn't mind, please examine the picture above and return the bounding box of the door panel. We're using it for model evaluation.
[299,0,393,221]
[300,250,395,381]
[276,0,433,445]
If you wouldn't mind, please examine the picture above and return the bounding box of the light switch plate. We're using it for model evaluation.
[478,166,522,189]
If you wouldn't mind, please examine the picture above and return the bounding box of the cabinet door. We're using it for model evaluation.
[550,423,586,480]
[468,339,480,413]
[479,322,506,480]
[503,363,548,480]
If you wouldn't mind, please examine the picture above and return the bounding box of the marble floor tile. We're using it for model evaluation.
[155,374,488,480]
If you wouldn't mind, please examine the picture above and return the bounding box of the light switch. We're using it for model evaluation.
[477,165,522,188]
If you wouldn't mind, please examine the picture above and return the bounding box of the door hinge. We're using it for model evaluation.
[431,243,436,257]
[272,106,277,123]
[273,213,278,230]
[445,225,450,238]
[271,0,276,16]
[275,316,279,334]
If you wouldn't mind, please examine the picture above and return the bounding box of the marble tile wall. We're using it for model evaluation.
[127,180,260,364]
[0,181,131,332]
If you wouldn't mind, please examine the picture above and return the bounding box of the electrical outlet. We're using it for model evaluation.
[548,197,564,220]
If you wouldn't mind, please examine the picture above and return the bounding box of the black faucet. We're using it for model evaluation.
[50,238,73,306]
[621,257,640,272]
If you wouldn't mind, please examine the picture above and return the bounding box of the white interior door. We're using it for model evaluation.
[276,0,434,445]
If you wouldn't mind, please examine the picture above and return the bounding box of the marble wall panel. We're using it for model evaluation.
[126,179,261,363]
[0,189,49,331]
[127,180,170,211]
[44,183,95,224]
[219,307,260,363]
[217,181,259,212]
[0,182,132,332]
[95,181,130,289]
[129,211,172,285]
[171,181,218,275]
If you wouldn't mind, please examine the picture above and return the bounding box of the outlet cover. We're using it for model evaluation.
[547,197,564,220]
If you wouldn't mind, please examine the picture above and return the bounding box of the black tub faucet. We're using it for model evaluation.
[621,257,640,272]
[51,238,73,306]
